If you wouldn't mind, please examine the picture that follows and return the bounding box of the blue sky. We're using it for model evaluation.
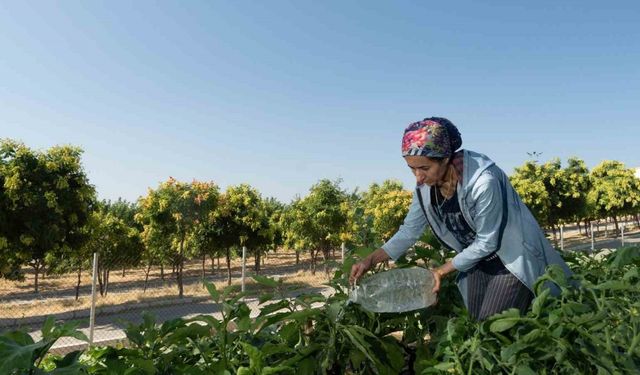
[2,1,639,203]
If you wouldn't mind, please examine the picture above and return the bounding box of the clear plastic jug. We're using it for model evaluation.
[349,267,437,313]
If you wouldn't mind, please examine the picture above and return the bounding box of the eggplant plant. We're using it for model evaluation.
[3,245,639,374]
[0,316,88,375]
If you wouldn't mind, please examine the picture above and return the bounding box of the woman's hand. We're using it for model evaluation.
[349,257,372,285]
[431,268,443,294]
[349,248,391,285]
[431,261,456,294]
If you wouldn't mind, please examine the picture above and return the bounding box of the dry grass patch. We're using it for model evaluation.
[1,265,333,320]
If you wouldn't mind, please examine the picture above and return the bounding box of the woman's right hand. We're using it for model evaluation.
[349,257,372,285]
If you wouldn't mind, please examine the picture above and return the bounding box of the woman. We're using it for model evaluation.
[349,117,571,320]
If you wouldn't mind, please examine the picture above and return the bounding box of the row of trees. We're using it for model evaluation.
[511,157,640,242]
[0,140,413,296]
[2,139,639,296]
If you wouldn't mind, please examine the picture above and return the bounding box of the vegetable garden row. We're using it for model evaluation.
[3,241,639,374]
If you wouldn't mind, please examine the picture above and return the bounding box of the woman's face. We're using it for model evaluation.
[405,155,448,187]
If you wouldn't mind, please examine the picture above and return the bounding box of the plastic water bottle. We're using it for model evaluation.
[349,267,437,313]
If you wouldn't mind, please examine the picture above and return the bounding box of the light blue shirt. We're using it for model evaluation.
[382,150,572,307]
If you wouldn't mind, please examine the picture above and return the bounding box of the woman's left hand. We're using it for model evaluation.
[430,261,455,294]
[431,268,443,294]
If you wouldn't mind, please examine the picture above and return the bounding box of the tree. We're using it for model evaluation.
[0,156,20,279]
[46,215,93,300]
[82,206,137,296]
[137,178,219,297]
[338,188,374,251]
[283,179,347,274]
[188,221,223,285]
[280,198,311,266]
[562,158,592,236]
[103,199,143,278]
[214,184,266,284]
[510,158,586,244]
[264,197,285,256]
[588,161,640,234]
[510,160,552,229]
[138,220,173,291]
[362,180,412,244]
[247,197,284,273]
[0,140,95,292]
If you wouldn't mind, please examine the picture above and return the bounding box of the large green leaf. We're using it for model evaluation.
[127,358,157,374]
[515,364,537,375]
[258,300,290,317]
[519,328,544,345]
[489,318,522,333]
[49,351,87,374]
[531,288,550,316]
[500,341,527,364]
[205,282,220,302]
[286,308,321,322]
[41,316,55,338]
[342,326,379,368]
[591,280,629,291]
[258,293,274,304]
[187,314,222,330]
[240,342,263,371]
[0,333,46,374]
[252,275,279,288]
[164,324,210,346]
[608,246,640,268]
[42,318,88,343]
[124,322,145,347]
[294,293,326,308]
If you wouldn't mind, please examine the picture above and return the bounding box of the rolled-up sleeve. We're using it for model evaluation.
[381,189,428,261]
[452,173,506,271]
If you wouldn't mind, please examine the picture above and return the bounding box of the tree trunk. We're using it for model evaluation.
[75,265,82,300]
[295,251,300,265]
[106,269,110,296]
[177,237,185,298]
[201,254,206,285]
[612,216,619,236]
[635,214,640,228]
[103,269,108,296]
[577,221,582,236]
[33,260,41,294]
[226,248,232,285]
[104,269,110,297]
[217,255,221,271]
[210,255,215,276]
[551,224,558,248]
[98,264,104,296]
[122,265,126,278]
[160,263,165,281]
[310,249,317,275]
[143,263,152,293]
[322,247,331,276]
[178,259,184,297]
[584,219,590,236]
[254,250,261,273]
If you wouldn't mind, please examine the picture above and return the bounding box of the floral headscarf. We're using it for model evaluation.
[401,117,462,158]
